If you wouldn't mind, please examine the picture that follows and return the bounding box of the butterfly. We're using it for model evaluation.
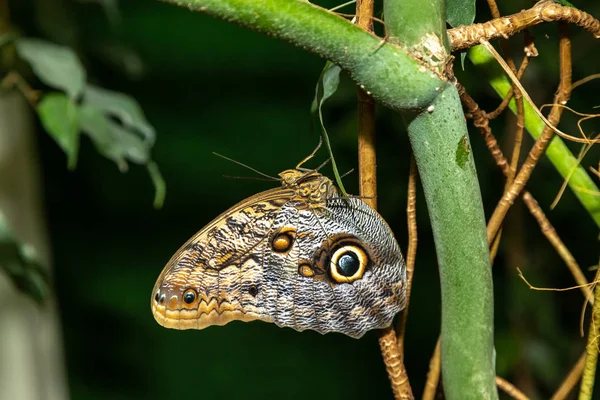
[151,162,406,339]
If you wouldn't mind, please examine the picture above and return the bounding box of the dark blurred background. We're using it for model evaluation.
[5,0,600,398]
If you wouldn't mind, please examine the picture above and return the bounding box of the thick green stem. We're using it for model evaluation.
[407,85,498,399]
[164,0,442,111]
[385,0,497,398]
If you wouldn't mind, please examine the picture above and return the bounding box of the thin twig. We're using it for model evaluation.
[480,40,591,145]
[486,24,573,243]
[489,226,502,265]
[485,0,526,234]
[551,133,600,210]
[422,339,441,400]
[572,73,600,91]
[496,376,530,400]
[484,55,531,120]
[459,82,593,303]
[354,0,412,398]
[396,155,418,346]
[522,192,594,303]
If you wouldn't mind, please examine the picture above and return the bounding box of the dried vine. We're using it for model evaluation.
[448,0,600,51]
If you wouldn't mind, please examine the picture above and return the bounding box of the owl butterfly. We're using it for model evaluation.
[151,164,406,339]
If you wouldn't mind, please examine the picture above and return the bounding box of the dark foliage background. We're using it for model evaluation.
[8,0,600,398]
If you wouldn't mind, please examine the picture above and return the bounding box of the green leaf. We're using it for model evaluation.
[15,38,86,99]
[79,105,151,171]
[79,85,164,207]
[37,93,80,169]
[446,0,476,27]
[83,84,155,144]
[311,62,348,196]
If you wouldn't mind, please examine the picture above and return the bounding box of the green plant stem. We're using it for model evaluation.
[468,44,600,228]
[406,84,498,399]
[385,0,497,398]
[162,0,443,111]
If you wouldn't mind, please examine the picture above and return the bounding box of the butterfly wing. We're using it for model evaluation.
[151,182,406,339]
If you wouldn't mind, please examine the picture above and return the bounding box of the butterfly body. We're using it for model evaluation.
[152,169,406,338]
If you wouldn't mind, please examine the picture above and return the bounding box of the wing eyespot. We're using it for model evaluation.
[298,263,315,277]
[329,245,368,283]
[248,284,259,297]
[183,289,197,304]
[271,227,296,253]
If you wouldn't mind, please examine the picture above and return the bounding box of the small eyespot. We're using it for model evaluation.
[329,245,368,283]
[154,292,160,302]
[271,229,296,253]
[298,263,315,277]
[183,289,197,304]
[248,285,259,297]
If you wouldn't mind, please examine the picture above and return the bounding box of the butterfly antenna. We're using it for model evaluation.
[222,175,278,182]
[340,168,354,179]
[212,152,280,181]
[314,157,331,172]
[295,137,323,170]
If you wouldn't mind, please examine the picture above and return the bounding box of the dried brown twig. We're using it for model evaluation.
[396,156,417,348]
[422,339,441,400]
[448,0,600,51]
[496,376,530,400]
[354,1,413,398]
[485,0,525,188]
[484,48,533,120]
[486,24,572,244]
[458,80,594,304]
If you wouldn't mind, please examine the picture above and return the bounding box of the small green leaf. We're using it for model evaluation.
[79,105,151,171]
[83,84,155,144]
[37,93,80,169]
[79,86,163,207]
[311,62,348,196]
[15,38,86,99]
[446,0,476,28]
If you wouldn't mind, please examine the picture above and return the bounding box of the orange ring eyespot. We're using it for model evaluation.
[329,245,368,283]
[298,263,315,277]
[183,289,197,304]
[271,228,296,253]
